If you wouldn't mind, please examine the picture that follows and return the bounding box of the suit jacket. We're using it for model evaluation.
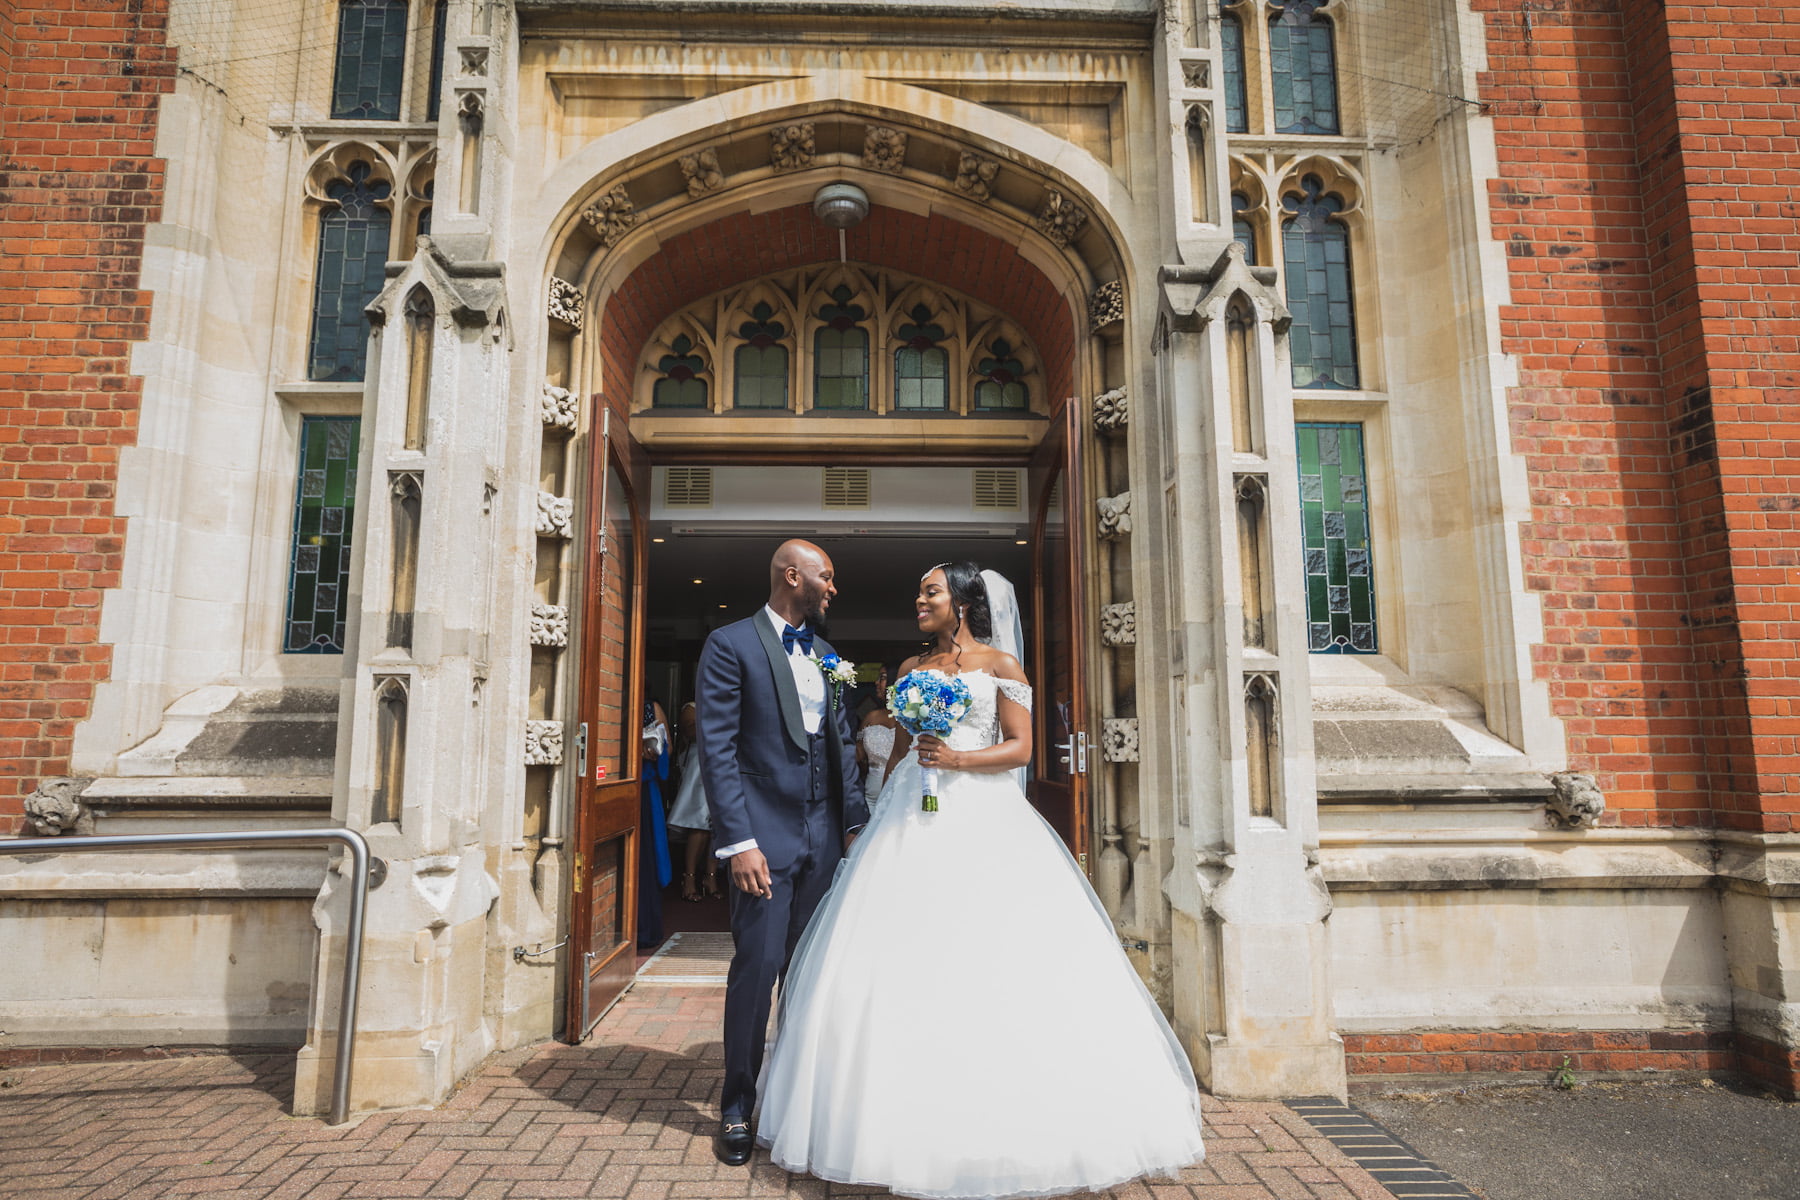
[695,614,870,871]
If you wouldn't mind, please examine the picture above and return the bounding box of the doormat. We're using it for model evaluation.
[635,931,733,985]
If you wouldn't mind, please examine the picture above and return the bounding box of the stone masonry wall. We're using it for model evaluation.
[0,0,175,832]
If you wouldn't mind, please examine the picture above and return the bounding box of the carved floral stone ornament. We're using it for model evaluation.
[1548,772,1606,829]
[547,277,583,330]
[1034,188,1089,248]
[770,123,816,172]
[524,720,564,766]
[862,126,907,173]
[1097,491,1133,539]
[679,147,725,198]
[582,185,642,248]
[1093,386,1128,433]
[1089,280,1124,330]
[1101,601,1137,647]
[1102,718,1141,764]
[529,603,569,648]
[24,776,95,836]
[540,384,578,432]
[954,151,998,203]
[535,491,574,539]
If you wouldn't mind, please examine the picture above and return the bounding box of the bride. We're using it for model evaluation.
[756,562,1205,1199]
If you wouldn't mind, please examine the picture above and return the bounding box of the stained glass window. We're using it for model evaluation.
[1221,13,1248,134]
[974,338,1028,411]
[1281,175,1358,389]
[653,334,708,408]
[1297,422,1376,654]
[285,416,361,654]
[814,286,869,410]
[1232,192,1257,263]
[734,302,788,409]
[1269,0,1340,135]
[894,304,949,410]
[331,0,409,121]
[308,161,392,382]
[425,0,448,122]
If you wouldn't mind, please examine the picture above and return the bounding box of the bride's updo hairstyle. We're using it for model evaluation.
[936,561,994,642]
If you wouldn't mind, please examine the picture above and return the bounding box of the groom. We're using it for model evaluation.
[695,539,867,1166]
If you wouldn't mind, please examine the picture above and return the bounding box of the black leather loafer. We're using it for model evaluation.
[714,1120,753,1166]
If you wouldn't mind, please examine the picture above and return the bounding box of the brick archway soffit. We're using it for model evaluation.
[528,82,1134,292]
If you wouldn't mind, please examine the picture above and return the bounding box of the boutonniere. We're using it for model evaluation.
[810,652,859,687]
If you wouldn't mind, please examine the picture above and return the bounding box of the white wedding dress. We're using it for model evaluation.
[757,670,1204,1199]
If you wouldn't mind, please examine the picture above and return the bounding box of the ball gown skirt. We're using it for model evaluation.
[756,698,1204,1198]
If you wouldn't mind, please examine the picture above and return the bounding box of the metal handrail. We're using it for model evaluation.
[0,827,371,1125]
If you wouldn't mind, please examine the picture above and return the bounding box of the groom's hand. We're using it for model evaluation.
[728,847,773,899]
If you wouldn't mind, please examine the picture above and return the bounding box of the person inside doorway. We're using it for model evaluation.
[854,663,901,817]
[666,700,718,902]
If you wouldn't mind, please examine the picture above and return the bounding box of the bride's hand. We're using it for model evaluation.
[915,735,964,771]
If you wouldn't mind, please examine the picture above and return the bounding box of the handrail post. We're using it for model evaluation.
[0,827,373,1124]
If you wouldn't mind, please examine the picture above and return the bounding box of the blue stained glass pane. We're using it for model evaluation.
[1269,0,1340,135]
[1282,176,1359,390]
[285,416,361,654]
[308,162,392,382]
[1221,15,1248,134]
[1296,422,1376,654]
[332,0,409,121]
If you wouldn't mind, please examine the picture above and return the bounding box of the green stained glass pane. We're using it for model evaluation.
[814,327,869,410]
[734,345,788,409]
[332,0,408,121]
[1282,176,1359,390]
[1296,422,1376,654]
[285,416,361,654]
[308,162,392,382]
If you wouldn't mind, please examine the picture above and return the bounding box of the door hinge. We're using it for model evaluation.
[576,722,588,778]
[573,852,586,894]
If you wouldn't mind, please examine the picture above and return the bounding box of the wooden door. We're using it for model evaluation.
[1028,395,1091,871]
[567,404,649,1039]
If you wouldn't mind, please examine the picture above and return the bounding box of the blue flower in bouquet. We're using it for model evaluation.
[886,669,973,811]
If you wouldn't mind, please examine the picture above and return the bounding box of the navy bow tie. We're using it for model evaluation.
[781,623,814,655]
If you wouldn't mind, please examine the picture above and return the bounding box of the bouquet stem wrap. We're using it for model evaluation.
[886,669,975,812]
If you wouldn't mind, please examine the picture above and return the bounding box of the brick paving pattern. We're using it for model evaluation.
[0,986,1404,1199]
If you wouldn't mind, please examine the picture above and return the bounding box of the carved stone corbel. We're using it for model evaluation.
[524,721,564,766]
[535,492,573,539]
[529,603,569,648]
[1093,386,1128,433]
[1101,601,1137,647]
[770,123,815,171]
[1102,718,1141,763]
[1089,280,1124,331]
[1548,772,1605,828]
[1034,189,1089,248]
[24,776,95,836]
[1097,492,1133,539]
[582,185,642,248]
[540,384,578,432]
[547,278,583,331]
[679,147,725,197]
[862,126,907,173]
[954,151,998,203]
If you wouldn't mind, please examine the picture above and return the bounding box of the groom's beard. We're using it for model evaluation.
[806,609,830,638]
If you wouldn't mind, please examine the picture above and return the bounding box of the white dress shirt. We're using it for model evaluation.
[715,607,825,860]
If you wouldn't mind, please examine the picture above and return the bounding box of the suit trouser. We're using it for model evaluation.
[720,734,837,1123]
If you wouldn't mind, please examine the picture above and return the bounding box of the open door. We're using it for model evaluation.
[567,403,649,1040]
[1029,395,1091,871]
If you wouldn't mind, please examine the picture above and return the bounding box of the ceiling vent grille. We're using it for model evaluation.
[972,468,1023,512]
[822,467,872,509]
[664,467,714,508]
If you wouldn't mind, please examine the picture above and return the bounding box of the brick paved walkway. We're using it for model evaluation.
[0,986,1401,1199]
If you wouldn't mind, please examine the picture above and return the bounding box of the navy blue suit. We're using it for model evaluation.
[696,614,867,1123]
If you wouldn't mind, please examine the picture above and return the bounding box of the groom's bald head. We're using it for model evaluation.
[769,539,836,625]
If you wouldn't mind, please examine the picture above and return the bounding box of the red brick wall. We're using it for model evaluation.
[599,203,1078,418]
[1480,0,1800,830]
[0,1,175,833]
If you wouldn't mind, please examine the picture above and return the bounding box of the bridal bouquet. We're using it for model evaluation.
[886,669,974,812]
